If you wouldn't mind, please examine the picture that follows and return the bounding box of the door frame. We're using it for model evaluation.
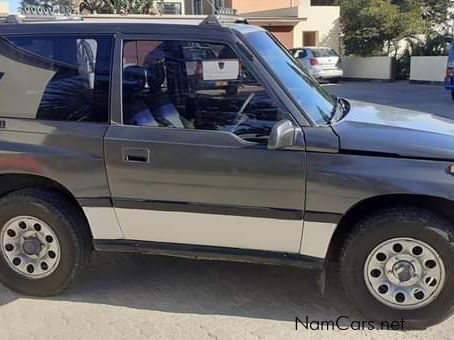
[109,31,310,127]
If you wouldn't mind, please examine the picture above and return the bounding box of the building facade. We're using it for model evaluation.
[184,0,340,50]
[184,0,232,15]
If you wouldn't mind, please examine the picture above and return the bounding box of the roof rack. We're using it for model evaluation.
[2,14,83,24]
[200,14,248,27]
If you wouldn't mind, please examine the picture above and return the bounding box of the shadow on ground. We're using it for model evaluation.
[0,252,360,324]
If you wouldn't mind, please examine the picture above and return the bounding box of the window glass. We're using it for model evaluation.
[241,31,335,125]
[122,40,283,144]
[311,48,338,58]
[193,0,203,14]
[0,36,112,122]
[215,0,225,9]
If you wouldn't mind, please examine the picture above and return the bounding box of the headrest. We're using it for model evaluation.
[123,65,146,92]
[144,49,166,91]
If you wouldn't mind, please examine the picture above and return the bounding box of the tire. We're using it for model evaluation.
[0,189,91,296]
[339,207,454,329]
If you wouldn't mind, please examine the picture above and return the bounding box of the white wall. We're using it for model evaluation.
[410,56,448,82]
[342,57,395,80]
[294,0,340,50]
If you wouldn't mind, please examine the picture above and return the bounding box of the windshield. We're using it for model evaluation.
[240,31,335,125]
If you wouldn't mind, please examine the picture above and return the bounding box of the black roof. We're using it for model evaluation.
[0,15,249,36]
[1,23,227,36]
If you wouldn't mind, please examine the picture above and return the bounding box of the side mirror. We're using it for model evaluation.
[268,119,298,150]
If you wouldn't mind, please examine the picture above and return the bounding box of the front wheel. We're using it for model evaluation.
[339,207,454,329]
[0,189,91,296]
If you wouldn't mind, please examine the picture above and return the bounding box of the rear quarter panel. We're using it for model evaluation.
[0,118,110,199]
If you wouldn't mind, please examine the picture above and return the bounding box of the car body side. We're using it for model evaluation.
[0,22,454,270]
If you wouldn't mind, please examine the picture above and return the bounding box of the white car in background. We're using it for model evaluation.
[290,47,343,82]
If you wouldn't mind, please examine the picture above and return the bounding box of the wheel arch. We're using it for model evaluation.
[326,193,454,264]
[0,173,93,239]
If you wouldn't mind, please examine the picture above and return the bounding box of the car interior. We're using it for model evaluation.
[122,40,281,144]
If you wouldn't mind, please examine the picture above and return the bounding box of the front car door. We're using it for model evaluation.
[104,31,306,253]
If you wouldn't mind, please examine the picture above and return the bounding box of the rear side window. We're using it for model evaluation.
[0,35,112,122]
[311,49,338,58]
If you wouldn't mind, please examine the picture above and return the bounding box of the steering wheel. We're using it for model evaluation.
[230,92,255,133]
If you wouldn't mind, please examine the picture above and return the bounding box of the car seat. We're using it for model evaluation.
[144,48,186,129]
[122,65,158,126]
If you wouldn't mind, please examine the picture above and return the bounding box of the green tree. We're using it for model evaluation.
[341,0,423,56]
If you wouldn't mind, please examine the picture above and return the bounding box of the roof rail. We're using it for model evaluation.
[1,14,83,24]
[200,14,248,27]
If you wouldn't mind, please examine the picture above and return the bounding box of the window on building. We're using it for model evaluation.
[303,31,318,47]
[0,35,112,122]
[310,0,340,5]
[122,40,283,144]
[215,0,225,9]
[158,2,182,15]
[193,0,203,14]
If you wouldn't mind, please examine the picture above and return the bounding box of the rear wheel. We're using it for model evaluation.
[0,189,91,296]
[339,207,454,329]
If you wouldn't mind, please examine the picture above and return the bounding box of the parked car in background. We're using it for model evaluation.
[290,47,343,82]
[445,41,454,101]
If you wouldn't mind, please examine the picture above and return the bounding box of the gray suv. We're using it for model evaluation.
[0,14,453,329]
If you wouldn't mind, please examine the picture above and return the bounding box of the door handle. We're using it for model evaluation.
[122,147,150,164]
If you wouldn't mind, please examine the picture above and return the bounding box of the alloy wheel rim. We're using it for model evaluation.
[364,237,445,310]
[1,216,61,279]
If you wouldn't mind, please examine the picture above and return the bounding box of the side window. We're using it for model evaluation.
[122,40,283,144]
[0,35,112,122]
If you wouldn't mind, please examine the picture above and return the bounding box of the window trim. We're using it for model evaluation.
[0,33,115,125]
[113,33,304,142]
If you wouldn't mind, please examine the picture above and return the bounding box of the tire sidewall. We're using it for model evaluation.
[341,212,454,328]
[0,196,81,296]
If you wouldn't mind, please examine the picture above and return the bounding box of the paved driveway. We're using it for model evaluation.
[0,81,453,339]
[0,252,453,339]
[323,81,453,119]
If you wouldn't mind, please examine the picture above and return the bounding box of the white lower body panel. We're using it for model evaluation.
[300,221,337,258]
[115,208,304,253]
[83,207,338,259]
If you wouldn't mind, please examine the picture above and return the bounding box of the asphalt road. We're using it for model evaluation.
[323,81,453,119]
[0,81,453,339]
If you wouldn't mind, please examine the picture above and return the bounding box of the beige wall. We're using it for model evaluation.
[294,0,340,50]
[410,56,449,82]
[0,1,9,14]
[233,0,297,14]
